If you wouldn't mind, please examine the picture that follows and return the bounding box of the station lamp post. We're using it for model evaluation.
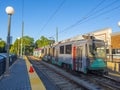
[5,6,14,75]
[118,21,120,27]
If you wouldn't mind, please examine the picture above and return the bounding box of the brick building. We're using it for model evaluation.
[111,32,120,55]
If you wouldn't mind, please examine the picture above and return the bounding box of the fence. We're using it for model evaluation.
[0,54,17,77]
[106,54,120,62]
[106,54,120,73]
[0,57,6,76]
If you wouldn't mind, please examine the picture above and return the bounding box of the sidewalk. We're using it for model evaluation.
[0,59,31,90]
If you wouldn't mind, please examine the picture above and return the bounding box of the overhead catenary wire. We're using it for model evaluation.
[84,4,120,23]
[40,0,66,32]
[85,0,106,17]
[51,0,119,37]
[67,4,120,31]
[87,0,119,17]
[50,0,106,37]
[60,0,119,34]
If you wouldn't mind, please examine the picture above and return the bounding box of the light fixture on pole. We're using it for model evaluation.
[118,21,120,27]
[5,6,14,75]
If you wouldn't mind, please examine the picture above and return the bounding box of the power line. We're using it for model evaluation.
[85,4,120,22]
[51,0,119,37]
[62,0,119,33]
[40,0,66,32]
[50,0,105,37]
[87,0,119,17]
[67,4,120,30]
[85,0,105,17]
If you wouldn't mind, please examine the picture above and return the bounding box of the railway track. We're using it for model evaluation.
[97,75,120,90]
[28,56,104,90]
[68,67,120,90]
[28,56,120,90]
[28,56,85,90]
[67,68,120,90]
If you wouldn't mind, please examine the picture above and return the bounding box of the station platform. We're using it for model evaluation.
[0,57,46,90]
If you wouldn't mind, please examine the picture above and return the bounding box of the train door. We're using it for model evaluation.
[51,47,54,60]
[76,45,86,73]
[56,50,58,61]
[55,49,59,62]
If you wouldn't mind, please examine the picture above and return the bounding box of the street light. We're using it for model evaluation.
[118,21,120,27]
[5,6,14,75]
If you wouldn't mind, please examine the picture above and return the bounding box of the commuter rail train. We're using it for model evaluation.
[41,35,107,74]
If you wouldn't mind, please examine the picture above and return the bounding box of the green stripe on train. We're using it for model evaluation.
[58,61,62,66]
[90,58,106,70]
[52,59,55,64]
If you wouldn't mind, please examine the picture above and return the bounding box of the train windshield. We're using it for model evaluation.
[89,40,106,58]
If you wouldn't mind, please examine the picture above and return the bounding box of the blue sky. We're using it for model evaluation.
[0,0,120,43]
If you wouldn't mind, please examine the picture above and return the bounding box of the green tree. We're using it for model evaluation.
[10,36,34,55]
[0,40,6,53]
[35,36,51,48]
[23,36,34,55]
[35,39,42,48]
[10,39,20,54]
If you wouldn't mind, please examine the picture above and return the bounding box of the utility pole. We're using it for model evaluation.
[21,0,24,57]
[56,27,58,43]
[17,37,20,56]
[21,21,24,57]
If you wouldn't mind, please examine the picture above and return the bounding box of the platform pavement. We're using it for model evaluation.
[24,56,46,90]
[0,57,46,90]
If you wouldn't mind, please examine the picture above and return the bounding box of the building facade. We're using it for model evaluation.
[111,32,120,61]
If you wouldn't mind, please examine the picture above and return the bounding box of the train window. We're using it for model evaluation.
[60,46,64,54]
[106,49,109,54]
[65,44,72,54]
[117,49,120,54]
[112,49,115,54]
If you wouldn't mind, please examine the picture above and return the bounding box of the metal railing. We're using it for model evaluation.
[106,54,120,73]
[106,54,120,62]
[0,54,17,76]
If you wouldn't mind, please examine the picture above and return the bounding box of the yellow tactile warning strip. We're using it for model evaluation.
[24,56,46,90]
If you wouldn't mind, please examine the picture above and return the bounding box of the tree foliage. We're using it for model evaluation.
[10,36,34,55]
[23,36,34,55]
[0,40,6,53]
[9,35,55,55]
[35,36,53,48]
